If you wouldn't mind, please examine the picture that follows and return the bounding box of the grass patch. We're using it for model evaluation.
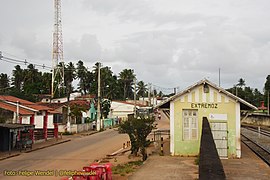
[112,160,143,176]
[61,132,73,135]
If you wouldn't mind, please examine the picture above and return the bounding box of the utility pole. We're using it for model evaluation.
[16,101,19,123]
[134,78,137,117]
[219,68,221,87]
[97,62,101,131]
[148,83,151,106]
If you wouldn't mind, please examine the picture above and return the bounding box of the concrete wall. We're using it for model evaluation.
[47,115,54,128]
[21,116,30,124]
[35,115,44,128]
[58,123,93,133]
[241,113,270,126]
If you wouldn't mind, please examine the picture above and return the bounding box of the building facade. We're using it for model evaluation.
[157,79,257,158]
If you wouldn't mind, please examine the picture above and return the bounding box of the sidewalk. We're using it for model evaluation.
[128,141,270,180]
[128,138,199,180]
[221,142,270,180]
[0,130,98,161]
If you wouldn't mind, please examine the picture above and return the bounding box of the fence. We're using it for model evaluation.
[58,123,93,133]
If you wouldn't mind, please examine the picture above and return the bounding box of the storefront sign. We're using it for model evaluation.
[191,103,218,109]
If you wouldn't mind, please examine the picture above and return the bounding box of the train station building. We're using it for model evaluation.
[156,79,257,158]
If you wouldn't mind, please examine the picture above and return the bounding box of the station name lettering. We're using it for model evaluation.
[191,103,218,109]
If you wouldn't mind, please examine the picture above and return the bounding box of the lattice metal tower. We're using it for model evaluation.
[51,0,64,98]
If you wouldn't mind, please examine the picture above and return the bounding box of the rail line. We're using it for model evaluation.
[241,133,270,166]
[241,125,270,138]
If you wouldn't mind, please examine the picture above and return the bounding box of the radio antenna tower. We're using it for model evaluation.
[51,0,64,98]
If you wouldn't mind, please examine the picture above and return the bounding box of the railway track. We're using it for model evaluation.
[241,132,270,166]
[242,125,270,138]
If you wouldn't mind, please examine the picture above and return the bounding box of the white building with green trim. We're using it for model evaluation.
[156,79,257,158]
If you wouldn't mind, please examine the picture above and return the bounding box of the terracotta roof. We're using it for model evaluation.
[0,95,35,105]
[0,95,54,113]
[48,110,61,114]
[26,104,52,111]
[69,100,90,106]
[76,94,96,99]
[38,100,89,110]
[36,102,67,109]
[0,101,34,115]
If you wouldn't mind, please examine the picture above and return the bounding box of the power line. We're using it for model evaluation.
[151,83,180,92]
[0,51,52,70]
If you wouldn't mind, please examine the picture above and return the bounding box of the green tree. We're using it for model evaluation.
[69,104,87,124]
[12,65,24,91]
[158,91,163,97]
[237,78,246,89]
[253,88,264,107]
[65,62,76,101]
[76,60,88,94]
[137,81,147,98]
[0,73,9,94]
[23,64,43,96]
[119,69,136,100]
[105,75,120,100]
[263,75,270,107]
[101,99,111,119]
[118,116,156,161]
[40,72,52,95]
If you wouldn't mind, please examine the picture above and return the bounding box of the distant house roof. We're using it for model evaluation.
[37,102,66,109]
[0,95,55,115]
[113,100,148,107]
[26,104,51,111]
[0,95,34,105]
[68,100,90,106]
[38,100,90,111]
[0,101,34,115]
[75,94,96,100]
[156,79,258,110]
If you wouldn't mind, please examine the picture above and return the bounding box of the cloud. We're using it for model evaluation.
[65,34,102,63]
[1,0,270,92]
[10,29,51,63]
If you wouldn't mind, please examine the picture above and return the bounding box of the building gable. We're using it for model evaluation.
[157,79,257,111]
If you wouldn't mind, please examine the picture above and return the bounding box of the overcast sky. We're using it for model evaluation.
[1,0,270,93]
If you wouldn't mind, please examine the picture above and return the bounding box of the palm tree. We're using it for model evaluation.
[92,62,115,98]
[119,69,136,100]
[24,64,39,84]
[41,72,52,94]
[65,62,76,101]
[106,75,120,100]
[12,65,24,91]
[237,78,246,89]
[76,60,88,94]
[137,81,147,101]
